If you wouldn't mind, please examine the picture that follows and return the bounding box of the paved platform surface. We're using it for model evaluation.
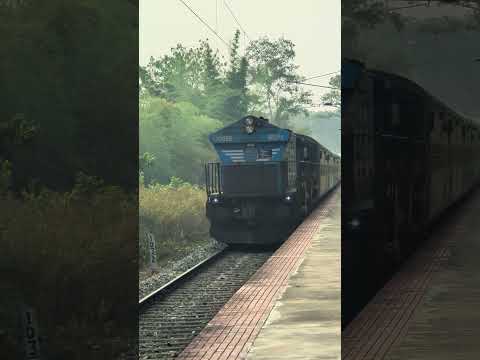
[247,189,340,360]
[177,187,340,360]
[343,187,480,360]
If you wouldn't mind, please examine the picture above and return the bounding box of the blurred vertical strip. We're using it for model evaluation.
[0,1,139,359]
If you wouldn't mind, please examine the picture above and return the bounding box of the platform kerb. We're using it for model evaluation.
[176,188,339,360]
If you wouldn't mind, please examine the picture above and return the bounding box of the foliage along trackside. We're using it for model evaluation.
[139,177,210,270]
[0,173,137,359]
[139,97,222,185]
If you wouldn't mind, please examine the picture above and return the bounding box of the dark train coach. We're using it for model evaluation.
[205,115,340,245]
[342,58,480,266]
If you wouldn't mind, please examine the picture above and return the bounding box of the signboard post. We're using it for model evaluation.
[21,305,42,360]
[146,231,157,269]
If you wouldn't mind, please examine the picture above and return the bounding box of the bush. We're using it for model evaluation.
[139,177,210,268]
[0,186,137,359]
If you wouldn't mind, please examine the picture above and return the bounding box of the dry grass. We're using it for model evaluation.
[0,186,137,359]
[139,177,210,269]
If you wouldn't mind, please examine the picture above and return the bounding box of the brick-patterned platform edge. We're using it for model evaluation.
[176,188,338,360]
[342,224,460,360]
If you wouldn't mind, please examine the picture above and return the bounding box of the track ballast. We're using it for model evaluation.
[139,249,274,359]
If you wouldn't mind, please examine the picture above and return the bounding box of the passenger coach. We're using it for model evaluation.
[342,58,480,265]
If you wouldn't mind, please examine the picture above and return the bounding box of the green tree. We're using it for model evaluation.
[223,30,250,121]
[140,44,204,102]
[139,152,156,173]
[321,75,341,108]
[246,37,312,127]
[0,0,138,190]
[199,40,232,121]
[139,97,222,184]
[140,40,237,122]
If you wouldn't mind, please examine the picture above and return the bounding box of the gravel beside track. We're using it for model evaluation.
[139,249,273,360]
[139,239,226,300]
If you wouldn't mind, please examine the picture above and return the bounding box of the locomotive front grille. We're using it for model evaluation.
[221,163,286,196]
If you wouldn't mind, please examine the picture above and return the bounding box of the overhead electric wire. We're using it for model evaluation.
[291,81,338,89]
[308,104,338,107]
[223,0,252,41]
[178,0,229,48]
[388,1,479,11]
[304,71,340,81]
[388,3,429,11]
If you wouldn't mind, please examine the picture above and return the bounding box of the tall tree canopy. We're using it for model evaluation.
[139,97,221,185]
[321,74,341,108]
[1,0,138,190]
[246,37,312,127]
[223,30,250,121]
[140,32,251,124]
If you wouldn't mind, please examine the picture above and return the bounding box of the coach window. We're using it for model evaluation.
[429,112,435,132]
[392,103,400,127]
[356,150,361,160]
[440,113,447,132]
[441,120,447,133]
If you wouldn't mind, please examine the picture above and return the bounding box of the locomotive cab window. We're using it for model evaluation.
[258,148,272,160]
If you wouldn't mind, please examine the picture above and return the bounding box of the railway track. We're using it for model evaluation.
[139,248,274,360]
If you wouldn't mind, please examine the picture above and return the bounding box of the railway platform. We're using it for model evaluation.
[177,187,341,360]
[343,186,480,360]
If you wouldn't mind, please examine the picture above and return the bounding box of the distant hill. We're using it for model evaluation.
[288,111,341,155]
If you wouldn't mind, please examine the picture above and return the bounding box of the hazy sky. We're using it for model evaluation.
[139,0,341,108]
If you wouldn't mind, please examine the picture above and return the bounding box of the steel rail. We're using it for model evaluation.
[139,248,227,306]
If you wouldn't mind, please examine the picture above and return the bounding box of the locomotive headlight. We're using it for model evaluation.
[285,195,292,202]
[209,196,221,204]
[245,117,255,126]
[244,116,256,134]
[348,218,361,229]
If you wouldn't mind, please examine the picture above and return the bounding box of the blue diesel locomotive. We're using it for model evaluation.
[205,115,340,245]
